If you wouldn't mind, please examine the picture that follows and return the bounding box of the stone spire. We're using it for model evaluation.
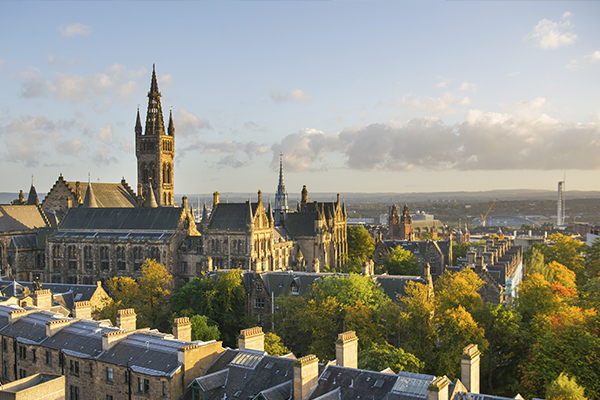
[144,64,166,136]
[143,182,158,208]
[135,106,142,136]
[82,179,98,208]
[27,177,39,206]
[168,107,175,136]
[274,153,288,226]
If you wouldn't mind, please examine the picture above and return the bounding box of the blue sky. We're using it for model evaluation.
[1,1,599,199]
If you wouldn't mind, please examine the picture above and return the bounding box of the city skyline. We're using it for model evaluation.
[1,2,599,197]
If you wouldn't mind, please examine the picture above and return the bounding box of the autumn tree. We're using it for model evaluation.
[546,373,588,400]
[264,332,290,357]
[398,281,436,365]
[434,269,484,314]
[534,234,586,285]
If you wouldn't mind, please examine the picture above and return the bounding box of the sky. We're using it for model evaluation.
[1,1,599,200]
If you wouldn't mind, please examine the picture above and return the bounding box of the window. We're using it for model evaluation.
[2,339,6,351]
[138,378,143,393]
[32,349,36,363]
[162,381,166,396]
[106,367,113,382]
[100,247,110,271]
[70,360,79,376]
[125,370,129,383]
[144,379,150,393]
[70,386,79,400]
[116,246,126,271]
[3,361,8,378]
[46,351,52,365]
[254,298,265,309]
[18,345,26,360]
[19,369,26,379]
[181,261,188,273]
[107,396,113,400]
[84,245,93,270]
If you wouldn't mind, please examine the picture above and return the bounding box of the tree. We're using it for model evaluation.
[358,342,423,374]
[580,277,600,310]
[546,373,588,400]
[517,273,565,323]
[538,234,586,285]
[264,332,290,356]
[310,274,388,312]
[96,261,172,330]
[171,270,253,348]
[584,238,600,278]
[137,259,173,330]
[398,281,436,365]
[473,303,526,394]
[189,314,220,341]
[432,305,488,379]
[384,246,420,276]
[434,269,484,314]
[347,226,375,261]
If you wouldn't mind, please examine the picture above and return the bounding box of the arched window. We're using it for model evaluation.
[100,246,110,271]
[84,246,93,270]
[133,247,143,271]
[116,246,126,271]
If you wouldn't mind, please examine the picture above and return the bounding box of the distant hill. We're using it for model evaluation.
[178,189,600,206]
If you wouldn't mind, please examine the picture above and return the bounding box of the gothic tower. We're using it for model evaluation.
[274,153,288,226]
[136,65,175,206]
[399,204,413,240]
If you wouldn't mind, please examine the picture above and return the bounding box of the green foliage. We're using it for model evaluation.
[585,238,600,278]
[398,281,436,362]
[383,246,420,276]
[96,260,172,331]
[347,226,375,261]
[189,315,220,341]
[171,270,253,348]
[310,274,388,312]
[580,277,600,310]
[517,273,565,324]
[526,247,547,277]
[473,303,526,394]
[546,373,588,400]
[358,342,423,374]
[264,332,290,356]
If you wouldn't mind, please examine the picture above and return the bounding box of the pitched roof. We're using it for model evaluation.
[208,202,260,232]
[57,207,186,231]
[64,181,138,208]
[41,320,118,357]
[0,205,50,232]
[0,280,107,309]
[285,213,317,237]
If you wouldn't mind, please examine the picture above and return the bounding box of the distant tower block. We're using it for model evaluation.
[557,181,565,226]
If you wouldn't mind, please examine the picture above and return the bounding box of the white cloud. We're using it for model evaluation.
[0,60,4,73]
[524,13,577,50]
[58,23,91,37]
[435,78,453,88]
[18,65,145,108]
[271,98,600,173]
[507,71,521,77]
[459,82,477,93]
[178,139,269,168]
[270,88,313,104]
[399,92,471,115]
[175,109,211,138]
[584,51,600,62]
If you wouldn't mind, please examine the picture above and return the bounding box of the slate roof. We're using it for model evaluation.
[0,281,105,308]
[0,205,50,233]
[41,320,118,357]
[284,213,317,237]
[96,331,189,376]
[9,234,38,249]
[208,202,258,232]
[194,349,313,400]
[65,181,138,208]
[376,275,427,301]
[310,366,435,400]
[57,207,185,231]
[0,311,63,344]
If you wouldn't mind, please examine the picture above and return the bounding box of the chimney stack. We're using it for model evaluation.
[336,331,358,369]
[116,308,137,331]
[362,260,374,277]
[34,289,53,309]
[173,317,192,342]
[73,301,92,320]
[46,319,72,337]
[238,327,264,352]
[294,355,319,400]
[427,376,450,400]
[213,191,220,206]
[182,196,188,210]
[461,344,481,393]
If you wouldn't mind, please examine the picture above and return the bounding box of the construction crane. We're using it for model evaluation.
[480,199,497,227]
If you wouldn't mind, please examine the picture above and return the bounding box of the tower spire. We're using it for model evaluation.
[145,64,165,136]
[135,105,142,135]
[168,106,175,136]
[274,152,288,226]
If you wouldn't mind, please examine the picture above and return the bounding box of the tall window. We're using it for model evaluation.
[67,245,77,270]
[133,247,144,271]
[150,247,160,262]
[116,246,126,271]
[100,246,110,271]
[84,246,93,270]
[106,367,113,382]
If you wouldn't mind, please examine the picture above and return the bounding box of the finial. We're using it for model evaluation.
[31,174,34,185]
[88,172,90,183]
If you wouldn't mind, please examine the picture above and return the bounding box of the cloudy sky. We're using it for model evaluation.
[1,2,599,199]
